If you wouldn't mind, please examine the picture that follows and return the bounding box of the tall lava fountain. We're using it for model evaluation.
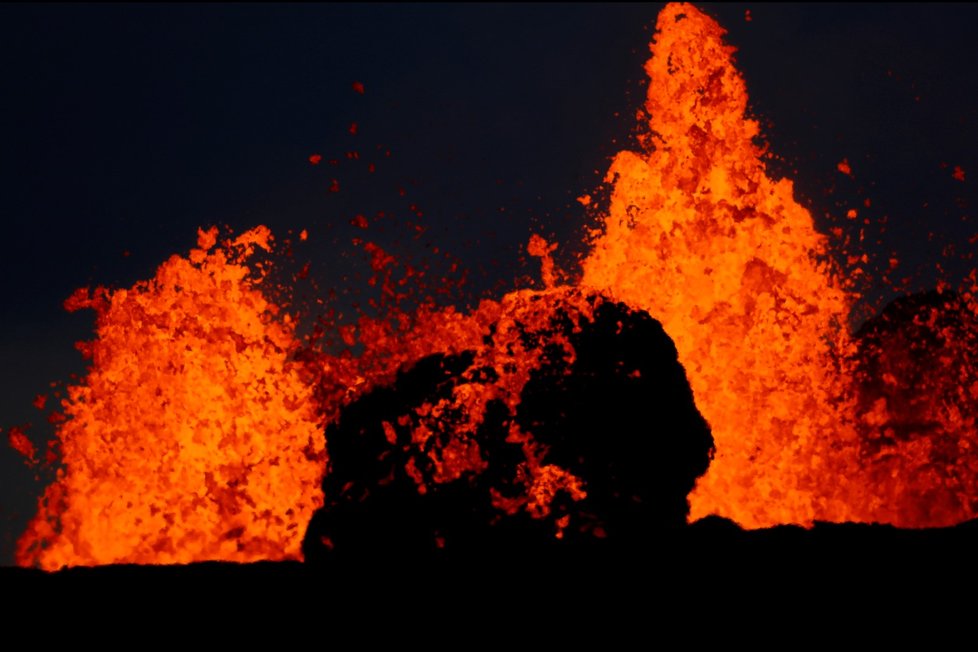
[583,2,978,529]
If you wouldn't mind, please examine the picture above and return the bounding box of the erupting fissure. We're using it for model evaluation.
[582,3,863,526]
[14,2,978,568]
[583,3,978,528]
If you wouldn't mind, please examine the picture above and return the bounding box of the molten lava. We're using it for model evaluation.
[15,2,978,568]
[583,2,978,528]
[16,227,326,568]
[582,2,861,527]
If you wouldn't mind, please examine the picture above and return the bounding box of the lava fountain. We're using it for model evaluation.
[16,227,326,568]
[582,2,862,527]
[13,2,978,568]
[583,2,978,529]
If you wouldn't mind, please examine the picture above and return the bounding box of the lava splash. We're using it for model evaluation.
[582,2,861,527]
[583,2,978,528]
[17,227,325,568]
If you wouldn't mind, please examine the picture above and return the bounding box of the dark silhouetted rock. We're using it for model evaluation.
[302,290,714,562]
[852,289,978,526]
[7,519,978,615]
[854,289,978,443]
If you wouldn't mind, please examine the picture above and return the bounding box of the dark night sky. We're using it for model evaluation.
[2,3,977,566]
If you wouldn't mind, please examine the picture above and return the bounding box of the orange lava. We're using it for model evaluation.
[303,278,595,525]
[16,227,326,569]
[582,3,863,527]
[8,427,36,466]
[582,2,978,528]
[17,3,978,568]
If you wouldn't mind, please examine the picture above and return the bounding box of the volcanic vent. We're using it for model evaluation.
[582,2,978,529]
[10,2,978,569]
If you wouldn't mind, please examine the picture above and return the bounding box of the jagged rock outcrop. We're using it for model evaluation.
[302,290,714,561]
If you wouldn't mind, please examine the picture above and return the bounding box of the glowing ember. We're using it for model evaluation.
[8,427,36,466]
[16,227,325,569]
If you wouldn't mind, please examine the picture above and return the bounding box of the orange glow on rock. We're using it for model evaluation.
[16,226,325,569]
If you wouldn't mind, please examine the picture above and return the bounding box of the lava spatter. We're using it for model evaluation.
[17,3,978,568]
[582,2,978,528]
[581,3,862,527]
[17,227,326,569]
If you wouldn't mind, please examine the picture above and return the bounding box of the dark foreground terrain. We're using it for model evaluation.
[7,518,978,597]
[7,525,972,641]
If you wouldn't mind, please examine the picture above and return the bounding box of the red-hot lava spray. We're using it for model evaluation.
[582,2,978,528]
[582,3,862,527]
[15,223,592,568]
[16,228,326,567]
[13,2,978,568]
